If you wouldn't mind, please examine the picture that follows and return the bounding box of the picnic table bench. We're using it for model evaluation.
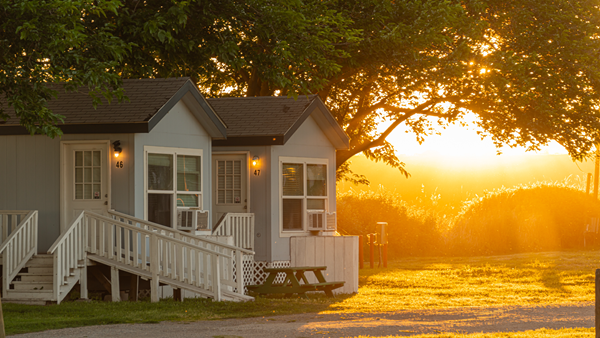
[246,266,344,298]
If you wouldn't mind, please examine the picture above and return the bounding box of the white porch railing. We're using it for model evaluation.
[0,211,31,243]
[0,211,38,298]
[212,213,255,250]
[51,210,253,303]
[47,211,86,304]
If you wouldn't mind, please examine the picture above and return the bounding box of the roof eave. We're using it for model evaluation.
[0,122,149,135]
[282,96,350,150]
[213,135,285,146]
[147,80,227,139]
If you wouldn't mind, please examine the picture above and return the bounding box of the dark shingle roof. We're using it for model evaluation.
[206,95,317,137]
[0,78,226,137]
[208,94,349,149]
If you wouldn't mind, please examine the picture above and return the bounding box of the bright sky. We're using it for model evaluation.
[384,113,568,157]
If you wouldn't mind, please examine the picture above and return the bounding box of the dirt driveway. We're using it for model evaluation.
[12,302,594,337]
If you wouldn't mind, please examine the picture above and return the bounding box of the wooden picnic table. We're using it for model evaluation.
[246,266,344,298]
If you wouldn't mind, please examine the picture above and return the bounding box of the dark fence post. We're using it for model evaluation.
[359,235,364,269]
[595,269,600,338]
[369,234,375,269]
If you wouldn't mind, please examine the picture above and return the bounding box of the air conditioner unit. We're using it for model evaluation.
[177,209,210,231]
[326,212,337,231]
[307,210,326,231]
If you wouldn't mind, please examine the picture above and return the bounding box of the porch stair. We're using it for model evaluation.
[2,254,80,305]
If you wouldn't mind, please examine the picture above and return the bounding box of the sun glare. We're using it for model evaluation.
[383,113,567,158]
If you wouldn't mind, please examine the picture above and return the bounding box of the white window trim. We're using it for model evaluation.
[279,156,329,237]
[144,146,204,228]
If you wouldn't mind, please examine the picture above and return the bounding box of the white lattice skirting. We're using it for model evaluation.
[233,256,290,294]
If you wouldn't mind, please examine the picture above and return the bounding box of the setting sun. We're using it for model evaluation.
[383,113,568,158]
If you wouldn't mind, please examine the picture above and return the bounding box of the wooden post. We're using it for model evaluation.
[596,269,600,338]
[235,250,244,295]
[150,234,159,303]
[369,234,375,269]
[80,255,88,300]
[383,243,388,268]
[173,288,182,302]
[358,235,364,269]
[110,266,120,302]
[212,254,222,301]
[0,296,5,338]
[129,275,138,302]
[594,146,600,199]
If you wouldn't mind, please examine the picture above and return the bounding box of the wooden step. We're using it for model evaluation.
[26,255,53,266]
[16,273,53,283]
[24,266,53,274]
[4,290,53,300]
[11,281,53,291]
[2,299,48,305]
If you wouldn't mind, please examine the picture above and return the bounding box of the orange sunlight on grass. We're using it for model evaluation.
[353,327,593,338]
[322,251,599,314]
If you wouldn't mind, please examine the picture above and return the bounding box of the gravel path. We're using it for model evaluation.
[12,302,594,337]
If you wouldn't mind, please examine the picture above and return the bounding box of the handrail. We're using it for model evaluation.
[0,211,30,243]
[212,213,255,250]
[85,211,246,301]
[48,211,84,254]
[48,211,86,304]
[87,212,230,257]
[0,211,36,252]
[0,210,38,298]
[108,210,254,255]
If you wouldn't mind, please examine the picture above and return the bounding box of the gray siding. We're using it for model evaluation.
[134,99,213,222]
[270,115,337,261]
[0,135,60,251]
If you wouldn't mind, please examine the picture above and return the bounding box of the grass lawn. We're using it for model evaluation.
[4,250,599,335]
[356,328,594,337]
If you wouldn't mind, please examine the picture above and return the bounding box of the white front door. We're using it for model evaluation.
[61,142,110,232]
[212,154,248,226]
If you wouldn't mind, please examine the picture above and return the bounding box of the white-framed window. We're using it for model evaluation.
[144,146,203,228]
[280,157,328,233]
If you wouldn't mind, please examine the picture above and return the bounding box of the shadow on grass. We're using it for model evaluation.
[3,293,352,336]
[540,269,570,293]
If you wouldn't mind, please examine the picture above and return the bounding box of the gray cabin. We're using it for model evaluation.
[0,78,357,304]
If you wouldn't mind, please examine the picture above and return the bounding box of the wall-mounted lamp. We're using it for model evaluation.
[252,156,259,166]
[112,140,122,158]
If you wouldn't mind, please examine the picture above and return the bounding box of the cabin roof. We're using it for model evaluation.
[0,78,227,138]
[208,95,349,149]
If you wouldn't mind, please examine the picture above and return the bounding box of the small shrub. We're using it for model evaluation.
[337,189,447,257]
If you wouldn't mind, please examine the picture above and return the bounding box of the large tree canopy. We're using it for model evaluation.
[1,0,358,136]
[3,0,600,182]
[320,0,600,182]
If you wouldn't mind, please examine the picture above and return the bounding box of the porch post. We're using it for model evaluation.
[150,233,160,303]
[110,266,120,302]
[212,253,222,301]
[80,254,88,299]
[235,250,244,295]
